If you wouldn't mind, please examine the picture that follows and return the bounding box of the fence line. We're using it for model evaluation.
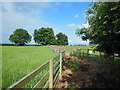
[7,47,65,89]
[75,48,119,59]
[74,48,98,56]
[47,46,60,53]
[7,61,49,89]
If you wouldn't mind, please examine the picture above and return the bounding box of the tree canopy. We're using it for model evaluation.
[33,27,56,45]
[56,32,68,45]
[9,28,32,46]
[9,27,69,46]
[76,2,120,56]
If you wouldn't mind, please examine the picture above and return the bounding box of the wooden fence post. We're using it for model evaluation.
[49,58,53,88]
[59,51,62,79]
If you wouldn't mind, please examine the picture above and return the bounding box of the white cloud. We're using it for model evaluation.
[1,2,90,45]
[67,21,89,45]
[67,21,89,29]
[1,2,52,44]
[66,21,90,45]
[66,23,81,28]
[74,14,79,18]
[55,2,62,6]
[68,36,89,45]
[66,24,78,28]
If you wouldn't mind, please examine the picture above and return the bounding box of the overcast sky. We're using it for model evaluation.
[1,2,90,45]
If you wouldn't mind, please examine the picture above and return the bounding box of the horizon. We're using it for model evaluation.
[0,43,90,46]
[1,2,90,45]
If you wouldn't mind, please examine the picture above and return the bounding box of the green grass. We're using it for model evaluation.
[0,46,2,90]
[2,46,57,88]
[51,45,93,52]
[51,45,101,55]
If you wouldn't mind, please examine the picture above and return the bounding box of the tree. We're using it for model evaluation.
[9,28,32,46]
[76,2,120,57]
[33,27,56,45]
[56,32,68,45]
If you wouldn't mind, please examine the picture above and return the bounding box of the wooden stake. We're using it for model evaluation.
[59,52,62,79]
[49,58,53,88]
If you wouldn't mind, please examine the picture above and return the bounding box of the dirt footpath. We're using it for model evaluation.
[56,54,120,89]
[55,53,102,88]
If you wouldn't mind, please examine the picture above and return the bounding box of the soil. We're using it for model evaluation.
[55,53,120,88]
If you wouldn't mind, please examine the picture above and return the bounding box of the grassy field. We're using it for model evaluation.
[2,46,57,88]
[51,45,93,52]
[2,45,103,88]
[0,46,2,89]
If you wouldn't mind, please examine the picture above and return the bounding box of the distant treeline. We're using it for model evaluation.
[0,44,16,46]
[0,44,41,46]
[1,44,90,46]
[9,27,68,46]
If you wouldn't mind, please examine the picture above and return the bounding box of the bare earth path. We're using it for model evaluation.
[56,53,102,88]
[50,46,120,88]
